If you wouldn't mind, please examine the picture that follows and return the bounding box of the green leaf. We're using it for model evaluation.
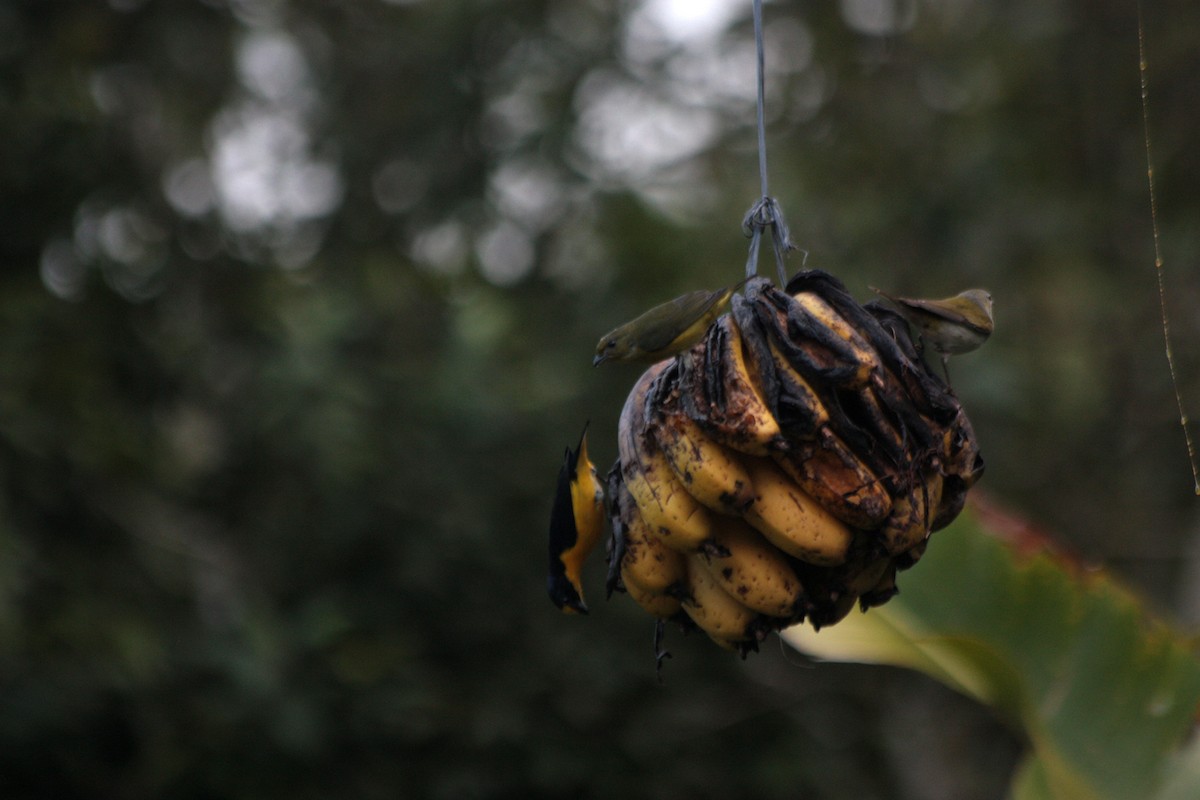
[783,511,1200,800]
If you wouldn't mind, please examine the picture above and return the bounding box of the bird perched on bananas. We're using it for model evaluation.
[547,424,605,614]
[870,286,993,382]
[593,278,749,366]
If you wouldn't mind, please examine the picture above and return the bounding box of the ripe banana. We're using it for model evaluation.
[621,564,684,619]
[617,482,687,596]
[703,516,805,617]
[773,427,893,529]
[655,397,756,514]
[619,361,715,552]
[681,551,757,644]
[740,455,853,566]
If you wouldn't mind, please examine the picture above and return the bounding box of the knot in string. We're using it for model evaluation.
[742,195,795,285]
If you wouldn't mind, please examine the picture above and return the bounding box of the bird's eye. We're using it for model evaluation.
[604,339,616,351]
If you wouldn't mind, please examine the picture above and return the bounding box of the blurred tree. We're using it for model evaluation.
[0,0,1196,798]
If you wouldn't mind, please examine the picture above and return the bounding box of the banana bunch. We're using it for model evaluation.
[606,270,984,654]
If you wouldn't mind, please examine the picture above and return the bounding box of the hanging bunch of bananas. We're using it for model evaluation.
[601,269,985,654]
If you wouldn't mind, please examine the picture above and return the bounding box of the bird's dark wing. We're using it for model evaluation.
[547,447,579,578]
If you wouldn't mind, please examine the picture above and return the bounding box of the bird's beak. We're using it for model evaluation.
[566,599,589,615]
[592,353,606,367]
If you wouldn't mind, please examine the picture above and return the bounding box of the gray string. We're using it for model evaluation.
[742,0,795,285]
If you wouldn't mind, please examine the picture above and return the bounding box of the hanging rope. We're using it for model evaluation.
[742,0,795,284]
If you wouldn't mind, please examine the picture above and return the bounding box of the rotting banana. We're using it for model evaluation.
[773,427,893,529]
[655,397,756,514]
[791,269,960,423]
[681,551,757,644]
[732,291,829,441]
[878,471,941,556]
[619,361,715,552]
[678,314,785,456]
[753,284,866,388]
[839,385,910,471]
[791,290,880,387]
[741,456,853,566]
[702,516,805,617]
[859,562,899,610]
[895,539,927,570]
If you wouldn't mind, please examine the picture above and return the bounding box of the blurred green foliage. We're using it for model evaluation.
[0,0,1197,797]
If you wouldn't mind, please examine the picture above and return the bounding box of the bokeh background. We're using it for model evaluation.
[2,0,1199,797]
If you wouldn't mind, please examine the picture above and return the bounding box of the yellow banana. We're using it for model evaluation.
[655,401,756,514]
[740,456,853,566]
[617,485,687,596]
[773,427,892,529]
[681,551,757,643]
[791,291,879,387]
[619,362,715,553]
[621,563,684,619]
[702,516,804,617]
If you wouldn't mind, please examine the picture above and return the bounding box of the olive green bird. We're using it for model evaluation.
[593,278,749,366]
[870,286,994,382]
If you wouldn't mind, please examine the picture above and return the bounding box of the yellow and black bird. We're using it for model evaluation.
[547,424,605,614]
[593,279,748,366]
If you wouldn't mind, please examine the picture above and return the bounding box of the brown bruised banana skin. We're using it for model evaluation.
[732,291,829,442]
[681,551,758,643]
[859,562,899,610]
[878,470,943,556]
[703,516,805,617]
[678,314,786,456]
[773,427,893,529]
[616,480,687,596]
[790,270,960,424]
[619,362,716,553]
[894,539,927,570]
[791,291,881,387]
[654,386,756,513]
[740,456,854,566]
[751,283,869,389]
